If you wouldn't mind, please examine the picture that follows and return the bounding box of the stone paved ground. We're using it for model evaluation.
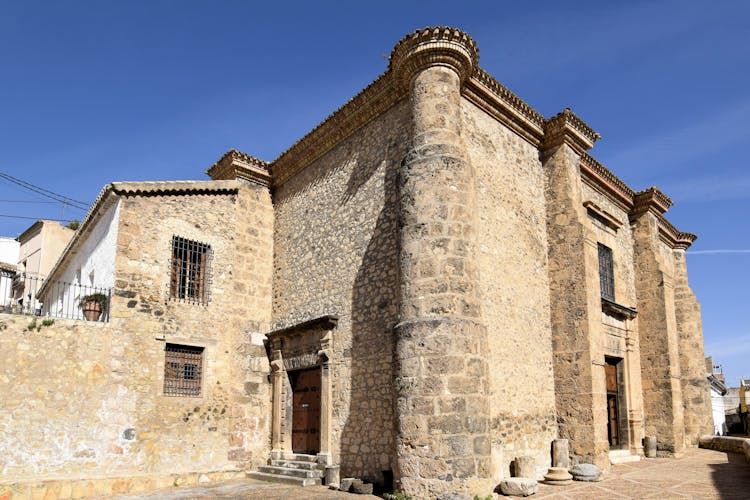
[106,448,748,499]
[535,448,750,499]
[106,480,379,500]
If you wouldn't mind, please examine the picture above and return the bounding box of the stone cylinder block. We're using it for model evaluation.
[644,436,657,458]
[552,439,570,469]
[325,465,340,488]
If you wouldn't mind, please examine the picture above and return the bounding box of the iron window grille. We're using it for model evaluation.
[163,343,204,397]
[598,243,615,301]
[169,236,212,305]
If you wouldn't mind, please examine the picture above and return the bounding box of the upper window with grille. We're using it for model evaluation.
[598,243,615,301]
[170,236,212,305]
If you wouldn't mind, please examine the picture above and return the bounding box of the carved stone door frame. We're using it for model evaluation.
[268,315,336,466]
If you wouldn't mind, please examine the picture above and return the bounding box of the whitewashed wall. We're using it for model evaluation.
[711,385,727,435]
[44,201,120,319]
[0,238,19,307]
[0,237,19,265]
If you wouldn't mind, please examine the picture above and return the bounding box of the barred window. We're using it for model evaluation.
[164,343,204,397]
[170,236,211,305]
[598,243,615,301]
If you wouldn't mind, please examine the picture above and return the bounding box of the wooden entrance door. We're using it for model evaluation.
[605,360,620,447]
[290,367,321,455]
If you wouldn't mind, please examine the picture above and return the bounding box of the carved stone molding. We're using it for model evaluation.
[267,315,337,461]
[542,108,601,154]
[631,186,674,218]
[579,153,635,211]
[206,148,271,187]
[657,215,697,250]
[602,297,638,321]
[389,26,478,91]
[583,200,623,230]
[464,69,545,146]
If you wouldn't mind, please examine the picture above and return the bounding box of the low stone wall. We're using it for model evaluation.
[698,435,750,464]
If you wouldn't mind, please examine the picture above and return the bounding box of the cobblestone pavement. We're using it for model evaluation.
[535,448,750,499]
[107,448,748,499]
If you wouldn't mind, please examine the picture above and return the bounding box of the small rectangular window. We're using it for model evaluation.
[163,343,204,397]
[170,236,211,305]
[598,243,615,301]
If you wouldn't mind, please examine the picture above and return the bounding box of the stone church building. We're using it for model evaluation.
[0,28,712,499]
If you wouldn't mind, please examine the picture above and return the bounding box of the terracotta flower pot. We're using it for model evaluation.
[82,299,102,321]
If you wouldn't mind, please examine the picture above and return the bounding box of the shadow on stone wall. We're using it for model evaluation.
[339,141,402,492]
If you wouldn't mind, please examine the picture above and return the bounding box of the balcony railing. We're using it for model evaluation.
[1,271,111,322]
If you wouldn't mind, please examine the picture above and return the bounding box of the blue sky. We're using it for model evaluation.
[1,1,748,384]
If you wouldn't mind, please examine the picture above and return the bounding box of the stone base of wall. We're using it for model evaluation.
[698,435,750,465]
[0,470,245,500]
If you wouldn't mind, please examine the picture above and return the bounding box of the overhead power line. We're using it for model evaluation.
[0,214,78,222]
[0,172,89,210]
[0,199,60,204]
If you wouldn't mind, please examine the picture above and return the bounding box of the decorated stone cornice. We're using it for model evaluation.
[542,108,601,154]
[110,180,240,196]
[657,215,697,250]
[206,148,271,187]
[630,186,674,218]
[389,26,478,90]
[270,28,570,187]
[271,72,400,187]
[579,153,635,211]
[464,68,545,146]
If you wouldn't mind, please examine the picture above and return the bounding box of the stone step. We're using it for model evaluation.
[246,471,322,487]
[609,450,642,464]
[281,453,319,463]
[271,459,322,470]
[258,465,324,478]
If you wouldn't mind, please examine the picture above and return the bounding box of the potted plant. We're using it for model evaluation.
[79,292,108,321]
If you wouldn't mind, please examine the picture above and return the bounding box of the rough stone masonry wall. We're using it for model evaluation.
[111,186,273,475]
[272,101,409,483]
[462,99,557,477]
[0,315,246,499]
[673,249,713,445]
[632,213,685,455]
[0,315,114,480]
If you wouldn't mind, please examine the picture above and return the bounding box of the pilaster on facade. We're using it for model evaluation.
[541,111,611,468]
[673,245,714,444]
[631,207,686,455]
